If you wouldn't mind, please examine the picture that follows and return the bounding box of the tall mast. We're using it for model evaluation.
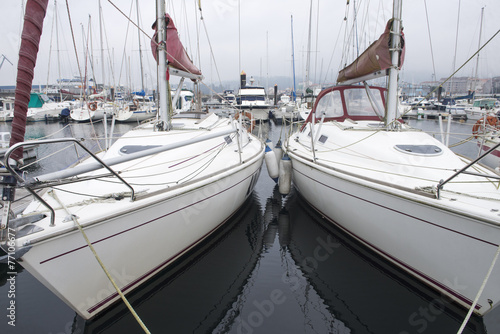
[98,0,106,96]
[385,0,402,128]
[450,0,461,96]
[291,15,297,102]
[238,0,241,74]
[136,0,144,92]
[157,0,169,129]
[55,0,63,102]
[305,0,313,88]
[473,7,484,93]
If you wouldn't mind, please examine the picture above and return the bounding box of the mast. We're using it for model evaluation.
[156,0,170,129]
[136,0,144,92]
[305,0,313,88]
[291,15,297,102]
[450,0,461,96]
[472,7,484,93]
[238,0,241,75]
[98,0,106,97]
[55,0,63,102]
[266,31,269,96]
[385,0,402,128]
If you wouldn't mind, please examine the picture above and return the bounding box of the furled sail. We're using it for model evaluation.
[9,0,49,162]
[151,14,202,76]
[337,19,405,84]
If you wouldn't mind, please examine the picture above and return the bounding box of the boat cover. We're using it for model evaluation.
[151,14,202,76]
[337,19,405,83]
[10,0,49,161]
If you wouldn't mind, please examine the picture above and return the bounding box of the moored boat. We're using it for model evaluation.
[0,0,264,322]
[284,0,500,319]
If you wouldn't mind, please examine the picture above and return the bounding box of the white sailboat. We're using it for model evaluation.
[0,0,264,321]
[284,0,500,318]
[114,94,156,123]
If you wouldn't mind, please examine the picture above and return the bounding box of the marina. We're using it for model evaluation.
[0,116,500,333]
[1,0,500,333]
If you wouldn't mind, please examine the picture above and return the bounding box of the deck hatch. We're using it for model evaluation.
[394,144,442,156]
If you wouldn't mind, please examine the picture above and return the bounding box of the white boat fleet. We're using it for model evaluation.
[1,0,499,327]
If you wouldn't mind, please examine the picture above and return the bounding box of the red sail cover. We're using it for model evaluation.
[337,19,405,83]
[10,0,49,161]
[151,14,202,76]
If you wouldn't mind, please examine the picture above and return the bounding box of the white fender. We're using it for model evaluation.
[273,140,283,170]
[278,154,292,195]
[265,144,279,182]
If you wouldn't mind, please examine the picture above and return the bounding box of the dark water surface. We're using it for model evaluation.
[0,117,499,333]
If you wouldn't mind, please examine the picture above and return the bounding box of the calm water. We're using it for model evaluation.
[0,117,499,333]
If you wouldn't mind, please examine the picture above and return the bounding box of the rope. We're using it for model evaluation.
[49,190,151,334]
[456,244,500,334]
[449,135,474,148]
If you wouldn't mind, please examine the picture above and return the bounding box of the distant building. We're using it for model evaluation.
[439,77,469,95]
[438,77,491,95]
[491,77,500,95]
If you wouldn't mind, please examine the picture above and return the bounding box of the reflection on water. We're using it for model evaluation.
[0,120,495,333]
[281,189,486,334]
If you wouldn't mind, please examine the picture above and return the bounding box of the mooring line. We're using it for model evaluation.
[49,190,151,333]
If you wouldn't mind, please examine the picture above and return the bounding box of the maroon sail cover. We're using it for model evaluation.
[151,14,201,76]
[9,0,49,161]
[337,19,405,83]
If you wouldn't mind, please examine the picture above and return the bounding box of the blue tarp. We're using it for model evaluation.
[132,90,146,96]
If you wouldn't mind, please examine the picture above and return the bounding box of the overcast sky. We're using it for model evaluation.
[1,0,499,91]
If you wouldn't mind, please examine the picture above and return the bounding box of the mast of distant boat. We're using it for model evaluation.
[55,0,63,102]
[98,0,106,99]
[136,0,145,93]
[291,15,297,102]
[472,7,484,94]
[305,0,313,90]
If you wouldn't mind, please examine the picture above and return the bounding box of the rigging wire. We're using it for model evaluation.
[64,0,85,98]
[198,3,223,87]
[116,0,134,91]
[450,0,461,95]
[423,0,437,81]
[46,2,56,92]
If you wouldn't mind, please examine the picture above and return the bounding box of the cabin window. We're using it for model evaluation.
[315,90,342,118]
[344,88,383,117]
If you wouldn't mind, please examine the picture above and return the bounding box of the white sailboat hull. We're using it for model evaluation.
[6,116,264,320]
[20,159,261,319]
[287,128,500,316]
[115,108,157,123]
